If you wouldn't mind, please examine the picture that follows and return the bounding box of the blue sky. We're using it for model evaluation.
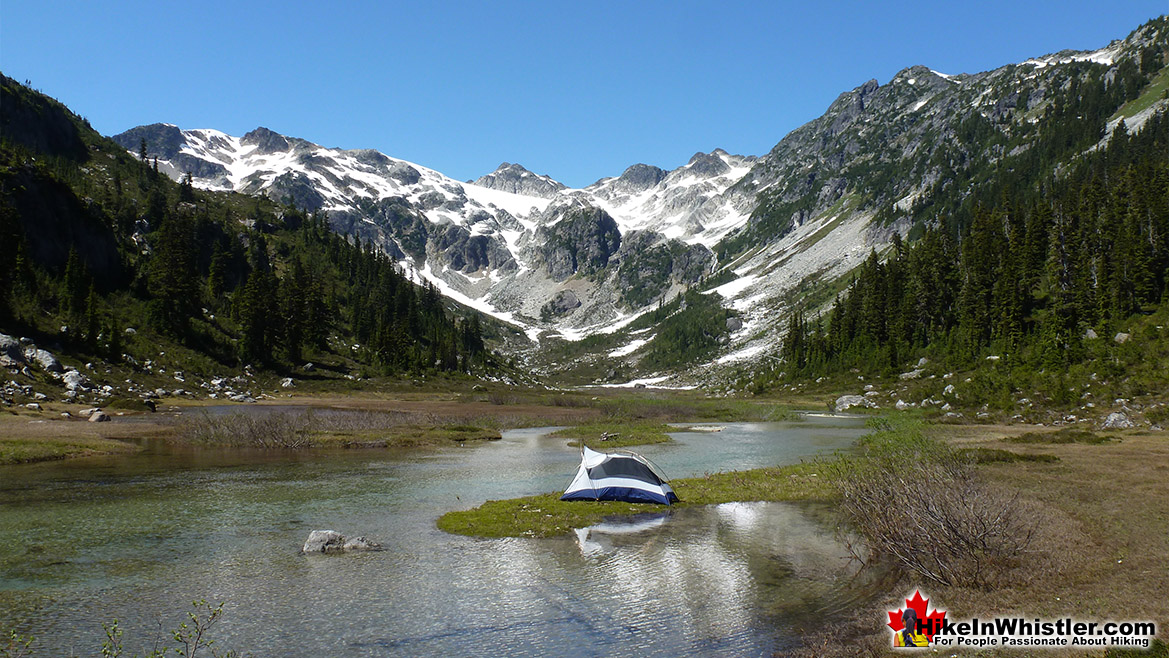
[2,1,1164,187]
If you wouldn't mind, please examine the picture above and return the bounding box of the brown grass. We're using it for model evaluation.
[0,406,166,464]
[815,423,1169,657]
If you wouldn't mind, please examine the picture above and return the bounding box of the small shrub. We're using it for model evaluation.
[830,417,1037,588]
[177,411,314,448]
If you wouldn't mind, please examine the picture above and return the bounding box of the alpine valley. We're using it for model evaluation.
[2,15,1168,403]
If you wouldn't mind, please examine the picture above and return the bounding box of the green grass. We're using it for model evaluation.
[1113,65,1169,120]
[550,420,674,448]
[0,436,140,464]
[437,494,660,538]
[436,460,835,538]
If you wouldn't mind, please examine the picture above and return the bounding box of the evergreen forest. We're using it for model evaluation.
[0,75,490,384]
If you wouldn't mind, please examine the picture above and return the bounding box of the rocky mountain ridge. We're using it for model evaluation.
[113,16,1169,384]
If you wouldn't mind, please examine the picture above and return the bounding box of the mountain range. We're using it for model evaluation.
[65,16,1169,384]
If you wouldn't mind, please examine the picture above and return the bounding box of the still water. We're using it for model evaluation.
[0,415,876,656]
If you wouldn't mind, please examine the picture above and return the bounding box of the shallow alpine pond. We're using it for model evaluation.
[0,414,880,656]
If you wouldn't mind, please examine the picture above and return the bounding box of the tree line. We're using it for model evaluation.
[0,77,488,377]
[778,109,1168,383]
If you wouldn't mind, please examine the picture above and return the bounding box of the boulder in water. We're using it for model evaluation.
[302,530,382,554]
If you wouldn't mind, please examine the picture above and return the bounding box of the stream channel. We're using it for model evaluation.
[0,413,879,656]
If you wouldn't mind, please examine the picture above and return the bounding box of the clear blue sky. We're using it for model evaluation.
[2,1,1164,188]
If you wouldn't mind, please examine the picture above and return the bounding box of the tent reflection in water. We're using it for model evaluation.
[560,445,678,505]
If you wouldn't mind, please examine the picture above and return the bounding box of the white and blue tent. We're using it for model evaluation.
[561,446,678,505]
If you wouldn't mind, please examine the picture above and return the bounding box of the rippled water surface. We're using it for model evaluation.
[0,414,876,656]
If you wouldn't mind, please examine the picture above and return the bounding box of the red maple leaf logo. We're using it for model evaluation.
[887,590,947,641]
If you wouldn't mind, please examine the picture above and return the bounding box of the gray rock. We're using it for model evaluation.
[302,530,345,553]
[342,537,382,551]
[1084,328,1099,340]
[1101,412,1134,429]
[542,290,581,318]
[63,369,88,391]
[0,334,25,366]
[23,348,62,373]
[899,368,924,380]
[281,377,296,388]
[302,530,382,554]
[1114,332,1131,344]
[834,394,876,413]
[725,317,744,332]
[88,410,111,422]
[25,402,42,411]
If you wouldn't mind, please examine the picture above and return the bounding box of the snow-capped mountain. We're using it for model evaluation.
[113,15,1169,384]
[113,123,755,340]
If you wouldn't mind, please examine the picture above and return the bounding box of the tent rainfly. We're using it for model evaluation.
[560,446,678,505]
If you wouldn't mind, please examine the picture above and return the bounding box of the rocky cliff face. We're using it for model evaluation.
[536,207,622,281]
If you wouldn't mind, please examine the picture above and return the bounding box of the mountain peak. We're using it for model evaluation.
[613,163,666,193]
[112,123,185,159]
[241,126,290,154]
[473,162,565,198]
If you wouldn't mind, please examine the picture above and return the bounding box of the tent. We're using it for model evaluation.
[560,446,678,505]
